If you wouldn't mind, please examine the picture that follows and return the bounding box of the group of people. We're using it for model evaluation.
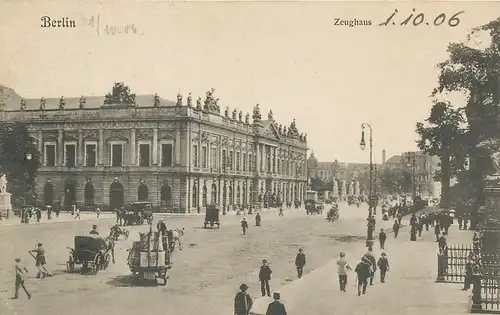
[12,242,52,299]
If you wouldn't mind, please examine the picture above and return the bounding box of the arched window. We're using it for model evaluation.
[109,181,125,209]
[84,182,95,206]
[236,186,241,205]
[43,182,54,206]
[138,183,148,201]
[242,185,247,205]
[192,184,198,208]
[160,183,172,208]
[211,183,217,204]
[64,180,76,206]
[202,185,208,207]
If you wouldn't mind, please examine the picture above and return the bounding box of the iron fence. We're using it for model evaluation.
[436,244,474,283]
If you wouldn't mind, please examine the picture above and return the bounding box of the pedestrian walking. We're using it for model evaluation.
[74,207,81,220]
[96,206,101,218]
[377,253,390,283]
[255,213,261,227]
[279,208,284,216]
[425,215,430,231]
[30,243,49,279]
[438,232,448,251]
[364,247,377,286]
[12,258,31,300]
[266,292,287,315]
[295,248,306,278]
[378,229,386,250]
[35,208,41,223]
[336,252,352,292]
[234,283,253,315]
[458,215,463,230]
[434,223,441,242]
[397,213,402,225]
[241,218,248,235]
[259,259,272,297]
[355,257,371,296]
[462,258,473,291]
[418,221,423,237]
[393,220,400,238]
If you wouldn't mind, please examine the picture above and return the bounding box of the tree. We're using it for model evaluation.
[104,82,137,105]
[416,101,467,208]
[0,122,41,205]
[433,18,500,204]
[378,167,412,195]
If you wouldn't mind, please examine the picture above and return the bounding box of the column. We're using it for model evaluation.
[152,128,158,165]
[57,129,63,166]
[263,145,267,173]
[77,129,83,165]
[175,129,181,165]
[37,130,43,154]
[256,143,260,173]
[273,147,277,173]
[98,129,104,165]
[130,129,136,165]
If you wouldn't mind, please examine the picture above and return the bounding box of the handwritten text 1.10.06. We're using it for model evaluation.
[379,9,465,27]
[84,14,139,36]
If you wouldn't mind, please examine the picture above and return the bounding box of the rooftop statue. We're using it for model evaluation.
[187,93,192,107]
[252,104,262,122]
[39,97,46,110]
[176,93,183,106]
[239,111,243,122]
[204,88,220,113]
[79,95,86,109]
[283,126,287,135]
[289,119,299,137]
[20,99,26,111]
[153,93,160,107]
[268,110,273,121]
[225,106,229,117]
[196,97,202,110]
[278,124,282,134]
[232,109,237,120]
[104,82,136,105]
[245,113,250,124]
[59,96,66,110]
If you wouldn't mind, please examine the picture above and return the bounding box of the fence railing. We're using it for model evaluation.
[436,244,474,283]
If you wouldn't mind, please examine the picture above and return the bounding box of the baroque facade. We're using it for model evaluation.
[0,84,309,213]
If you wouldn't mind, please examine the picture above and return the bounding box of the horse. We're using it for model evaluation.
[109,225,129,241]
[169,228,185,252]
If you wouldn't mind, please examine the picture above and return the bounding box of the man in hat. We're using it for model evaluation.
[363,247,377,286]
[89,224,99,235]
[30,243,49,279]
[259,259,273,297]
[13,258,31,299]
[266,292,287,315]
[234,283,253,315]
[157,219,168,236]
[295,248,306,278]
[377,252,390,283]
[378,228,387,250]
[241,217,249,235]
[355,256,371,296]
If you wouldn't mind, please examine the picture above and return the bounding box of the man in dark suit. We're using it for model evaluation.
[295,248,306,278]
[266,292,287,315]
[234,283,253,315]
[259,259,272,297]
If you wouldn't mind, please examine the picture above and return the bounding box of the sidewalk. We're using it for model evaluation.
[0,211,115,226]
[250,223,473,315]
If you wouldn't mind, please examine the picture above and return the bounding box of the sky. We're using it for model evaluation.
[0,1,499,164]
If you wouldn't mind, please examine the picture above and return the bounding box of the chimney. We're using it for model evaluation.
[382,149,386,164]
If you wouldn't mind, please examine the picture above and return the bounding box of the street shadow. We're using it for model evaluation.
[327,235,366,242]
[106,274,159,287]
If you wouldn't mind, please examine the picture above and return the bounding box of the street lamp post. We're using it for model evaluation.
[406,152,417,201]
[20,153,33,223]
[360,123,375,247]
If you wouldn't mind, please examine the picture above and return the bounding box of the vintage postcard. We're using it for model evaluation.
[0,1,499,315]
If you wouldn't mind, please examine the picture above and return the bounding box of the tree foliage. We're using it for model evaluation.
[430,17,500,206]
[416,101,466,207]
[0,122,41,205]
[378,167,412,195]
[104,82,137,105]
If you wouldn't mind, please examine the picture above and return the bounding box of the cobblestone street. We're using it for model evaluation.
[0,204,389,315]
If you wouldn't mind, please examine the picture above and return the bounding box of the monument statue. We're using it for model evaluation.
[196,97,202,110]
[0,174,6,193]
[225,106,229,117]
[153,93,160,107]
[176,93,183,106]
[59,96,65,110]
[20,99,26,111]
[245,113,250,124]
[232,109,237,120]
[79,95,86,109]
[491,151,500,175]
[238,110,243,122]
[187,93,192,107]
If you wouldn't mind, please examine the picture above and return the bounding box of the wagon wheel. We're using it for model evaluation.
[159,271,168,286]
[204,222,208,229]
[92,254,101,274]
[66,256,75,273]
[124,230,129,240]
[103,253,111,270]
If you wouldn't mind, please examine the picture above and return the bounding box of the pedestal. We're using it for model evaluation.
[0,193,12,219]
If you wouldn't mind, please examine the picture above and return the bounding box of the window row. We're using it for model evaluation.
[43,142,174,167]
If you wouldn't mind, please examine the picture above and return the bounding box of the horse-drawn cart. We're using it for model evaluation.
[66,235,112,274]
[204,204,220,229]
[122,202,155,226]
[127,230,172,286]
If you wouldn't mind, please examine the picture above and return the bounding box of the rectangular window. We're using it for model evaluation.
[202,147,208,168]
[85,143,97,166]
[248,154,253,172]
[161,143,173,166]
[222,150,227,169]
[139,144,150,166]
[192,145,198,167]
[64,144,76,167]
[44,144,56,167]
[211,148,217,170]
[111,144,123,167]
[243,153,247,171]
[277,160,281,174]
[229,151,234,170]
[236,152,241,171]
